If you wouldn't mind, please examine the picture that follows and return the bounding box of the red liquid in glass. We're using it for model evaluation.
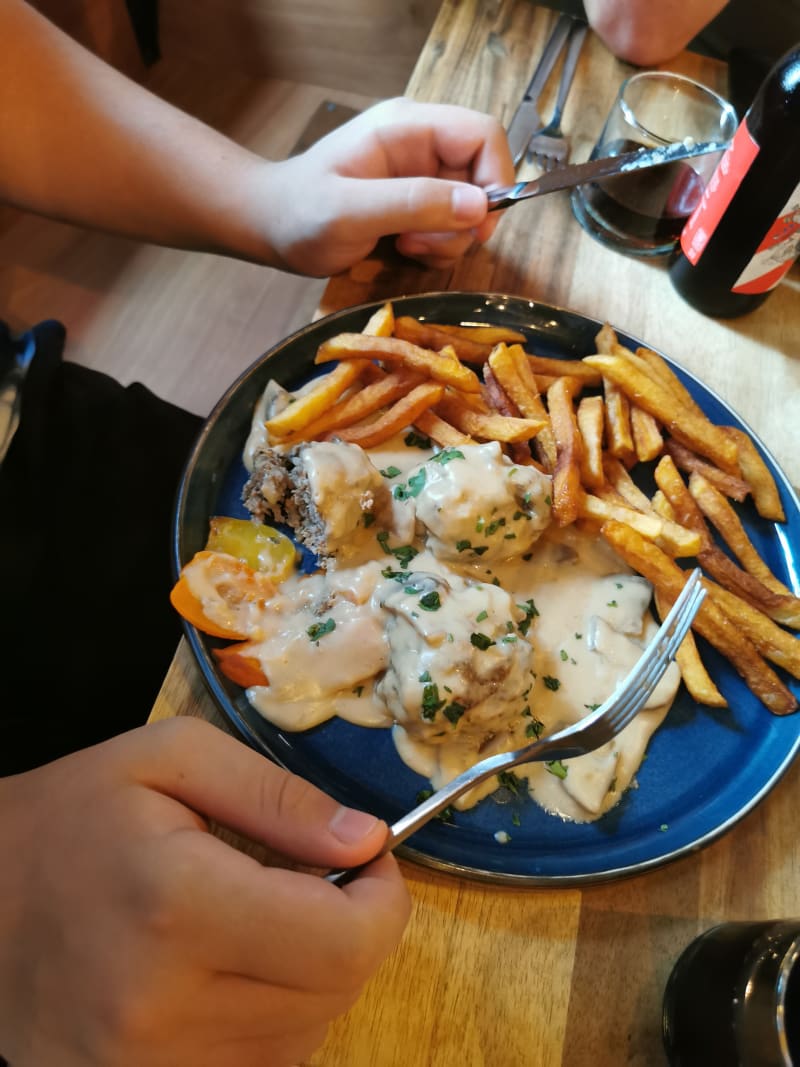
[580,138,706,245]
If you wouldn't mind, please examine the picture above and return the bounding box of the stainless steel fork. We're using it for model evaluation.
[327,567,705,886]
[526,20,588,171]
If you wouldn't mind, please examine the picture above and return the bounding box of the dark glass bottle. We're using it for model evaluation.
[669,44,800,318]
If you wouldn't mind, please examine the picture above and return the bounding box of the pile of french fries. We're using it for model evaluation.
[263,301,800,717]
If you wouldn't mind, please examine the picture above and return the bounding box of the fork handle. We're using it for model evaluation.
[549,21,587,124]
[324,734,582,887]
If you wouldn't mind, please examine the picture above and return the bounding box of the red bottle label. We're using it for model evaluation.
[680,122,760,265]
[731,182,800,293]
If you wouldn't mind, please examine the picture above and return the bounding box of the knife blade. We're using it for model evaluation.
[506,13,574,167]
[487,139,729,211]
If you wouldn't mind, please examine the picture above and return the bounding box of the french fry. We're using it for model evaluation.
[584,354,740,472]
[434,391,547,442]
[393,316,495,364]
[482,364,535,465]
[600,520,798,716]
[655,456,800,629]
[576,394,605,490]
[705,580,800,681]
[265,360,366,437]
[425,322,526,345]
[362,301,395,337]
[334,382,444,449]
[724,426,786,521]
[316,334,482,393]
[487,344,543,419]
[548,376,585,525]
[413,409,474,447]
[688,472,799,601]
[651,489,676,522]
[602,376,636,464]
[526,353,603,385]
[631,405,663,462]
[603,456,654,510]
[280,368,424,445]
[602,457,702,556]
[664,438,751,502]
[654,587,728,707]
[580,492,663,541]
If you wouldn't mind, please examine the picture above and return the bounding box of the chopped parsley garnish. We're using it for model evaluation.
[511,811,521,827]
[517,598,539,636]
[392,544,419,568]
[419,591,441,612]
[380,466,402,478]
[361,510,375,528]
[408,469,427,496]
[470,632,495,651]
[456,540,472,553]
[404,430,432,449]
[421,682,445,720]
[431,447,464,465]
[543,675,561,691]
[525,719,544,739]
[443,701,467,724]
[382,567,410,582]
[377,532,419,567]
[376,531,391,555]
[585,702,601,711]
[418,670,431,683]
[393,469,427,500]
[307,618,335,641]
[546,760,568,779]
[497,770,527,795]
[476,610,488,623]
[607,600,618,608]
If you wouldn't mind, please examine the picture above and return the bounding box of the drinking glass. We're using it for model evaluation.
[571,71,738,257]
[662,920,800,1066]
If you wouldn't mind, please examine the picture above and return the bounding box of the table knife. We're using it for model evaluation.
[487,139,729,211]
[506,13,574,167]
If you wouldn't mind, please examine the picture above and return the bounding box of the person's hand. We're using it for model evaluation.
[0,718,410,1067]
[261,96,515,274]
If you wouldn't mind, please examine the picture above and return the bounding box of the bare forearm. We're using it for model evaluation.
[584,0,730,66]
[0,0,279,264]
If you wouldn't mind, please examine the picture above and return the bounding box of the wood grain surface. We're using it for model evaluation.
[148,4,800,1065]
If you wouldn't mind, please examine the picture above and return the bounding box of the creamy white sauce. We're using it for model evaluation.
[232,406,682,824]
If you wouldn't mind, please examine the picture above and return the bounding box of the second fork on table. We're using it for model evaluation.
[526,20,588,171]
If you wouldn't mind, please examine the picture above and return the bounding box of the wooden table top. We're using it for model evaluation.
[149,4,800,1064]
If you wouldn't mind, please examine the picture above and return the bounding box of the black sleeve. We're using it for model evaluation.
[0,319,203,774]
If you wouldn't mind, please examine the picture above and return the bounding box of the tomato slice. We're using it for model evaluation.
[205,517,298,581]
[213,642,268,687]
[169,550,276,639]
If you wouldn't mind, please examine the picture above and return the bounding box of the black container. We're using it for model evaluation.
[662,920,800,1065]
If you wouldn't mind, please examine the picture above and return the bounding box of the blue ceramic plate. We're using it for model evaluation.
[173,292,800,886]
